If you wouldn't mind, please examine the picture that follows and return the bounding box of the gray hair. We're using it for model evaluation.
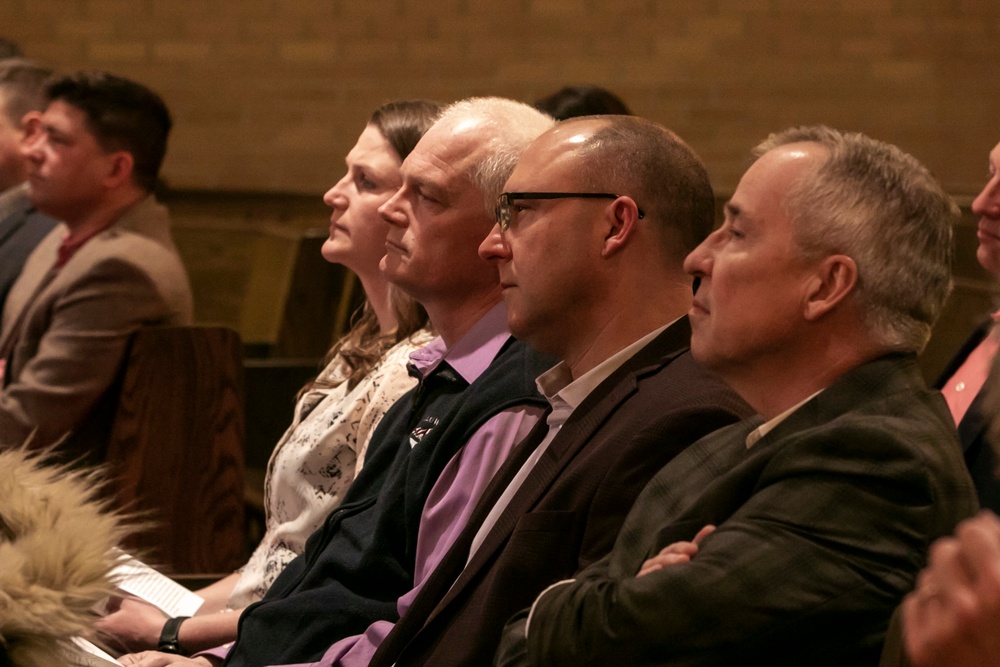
[753,125,957,354]
[0,59,53,125]
[436,97,554,216]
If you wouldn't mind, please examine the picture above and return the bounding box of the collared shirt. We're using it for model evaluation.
[55,219,116,268]
[466,323,671,562]
[199,302,545,667]
[315,324,670,667]
[745,389,823,449]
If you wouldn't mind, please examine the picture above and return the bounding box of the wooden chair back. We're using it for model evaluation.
[105,326,246,574]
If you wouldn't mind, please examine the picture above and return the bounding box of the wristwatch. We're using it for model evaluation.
[157,616,190,655]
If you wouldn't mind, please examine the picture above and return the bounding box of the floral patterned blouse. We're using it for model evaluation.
[227,329,434,608]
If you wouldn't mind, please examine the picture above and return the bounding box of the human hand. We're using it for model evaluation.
[903,511,1000,667]
[636,524,716,577]
[118,652,216,666]
[94,596,169,653]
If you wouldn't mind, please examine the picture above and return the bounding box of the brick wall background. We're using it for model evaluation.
[2,0,997,197]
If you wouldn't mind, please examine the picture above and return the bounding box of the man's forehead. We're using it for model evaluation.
[507,121,601,188]
[402,120,484,185]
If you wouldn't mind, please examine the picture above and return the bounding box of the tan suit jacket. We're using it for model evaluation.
[0,195,193,458]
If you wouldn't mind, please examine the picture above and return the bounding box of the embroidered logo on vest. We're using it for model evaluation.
[409,416,441,448]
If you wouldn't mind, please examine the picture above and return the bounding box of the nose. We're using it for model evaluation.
[683,230,718,281]
[972,173,1000,220]
[323,173,350,210]
[478,223,511,264]
[378,187,409,227]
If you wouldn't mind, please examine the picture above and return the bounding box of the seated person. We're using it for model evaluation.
[365,116,752,667]
[496,126,978,667]
[117,97,555,667]
[93,100,442,654]
[533,84,632,119]
[0,58,59,313]
[883,146,1000,661]
[0,71,192,459]
[934,138,1000,512]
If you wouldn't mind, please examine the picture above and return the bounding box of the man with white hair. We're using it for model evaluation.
[120,99,555,667]
[496,126,979,667]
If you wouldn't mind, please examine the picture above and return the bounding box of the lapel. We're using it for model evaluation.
[0,228,61,346]
[933,321,990,389]
[0,196,167,347]
[427,318,694,620]
[935,322,993,454]
[0,188,33,247]
[958,387,989,454]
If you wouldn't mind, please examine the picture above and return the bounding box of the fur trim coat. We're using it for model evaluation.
[0,448,123,666]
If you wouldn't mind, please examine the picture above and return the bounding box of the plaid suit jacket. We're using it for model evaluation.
[499,354,978,667]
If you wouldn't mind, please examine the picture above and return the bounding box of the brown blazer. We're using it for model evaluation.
[370,318,753,667]
[0,195,192,458]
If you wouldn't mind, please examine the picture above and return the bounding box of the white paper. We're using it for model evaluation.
[108,550,204,617]
[63,638,121,667]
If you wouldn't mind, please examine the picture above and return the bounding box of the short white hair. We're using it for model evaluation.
[435,97,554,216]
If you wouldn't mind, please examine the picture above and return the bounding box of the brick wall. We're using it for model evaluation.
[2,0,997,197]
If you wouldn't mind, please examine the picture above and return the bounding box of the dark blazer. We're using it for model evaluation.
[371,318,753,667]
[498,354,978,667]
[0,185,58,314]
[934,321,1000,512]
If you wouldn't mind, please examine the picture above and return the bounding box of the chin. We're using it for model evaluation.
[977,247,1000,279]
[321,240,348,263]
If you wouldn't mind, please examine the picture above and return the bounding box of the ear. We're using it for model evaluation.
[601,197,641,258]
[802,254,857,321]
[19,111,42,141]
[102,151,135,188]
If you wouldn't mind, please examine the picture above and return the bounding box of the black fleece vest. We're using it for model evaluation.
[225,337,553,667]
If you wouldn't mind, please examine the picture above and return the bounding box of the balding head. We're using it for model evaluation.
[563,115,715,264]
[480,116,708,371]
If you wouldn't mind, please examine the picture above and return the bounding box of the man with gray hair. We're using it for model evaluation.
[126,98,556,667]
[0,58,58,311]
[496,126,978,667]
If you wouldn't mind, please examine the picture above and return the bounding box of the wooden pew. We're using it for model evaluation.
[104,326,246,575]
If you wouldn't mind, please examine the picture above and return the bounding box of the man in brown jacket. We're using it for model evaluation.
[0,71,191,458]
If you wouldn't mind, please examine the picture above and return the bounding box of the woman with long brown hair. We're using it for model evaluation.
[96,99,442,655]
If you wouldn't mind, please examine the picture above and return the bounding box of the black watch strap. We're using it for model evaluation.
[157,616,190,655]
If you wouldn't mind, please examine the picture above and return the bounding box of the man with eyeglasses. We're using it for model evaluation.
[122,98,556,667]
[363,116,752,667]
[494,126,978,667]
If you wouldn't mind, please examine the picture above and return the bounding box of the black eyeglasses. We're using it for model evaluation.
[495,192,645,231]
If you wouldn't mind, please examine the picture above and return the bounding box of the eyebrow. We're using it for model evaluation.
[408,174,449,201]
[723,201,742,220]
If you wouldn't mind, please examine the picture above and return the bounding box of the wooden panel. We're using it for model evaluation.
[105,326,246,574]
[271,230,363,358]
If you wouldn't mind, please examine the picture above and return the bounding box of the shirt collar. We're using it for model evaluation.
[536,321,671,412]
[407,302,511,384]
[745,389,823,448]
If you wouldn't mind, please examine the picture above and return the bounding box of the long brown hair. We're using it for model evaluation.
[304,100,441,395]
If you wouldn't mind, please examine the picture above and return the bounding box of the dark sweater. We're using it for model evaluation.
[224,336,553,667]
